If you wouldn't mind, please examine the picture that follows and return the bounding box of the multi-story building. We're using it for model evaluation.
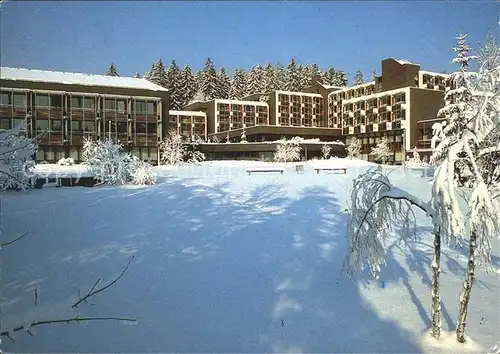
[0,67,169,164]
[168,110,207,140]
[328,58,448,163]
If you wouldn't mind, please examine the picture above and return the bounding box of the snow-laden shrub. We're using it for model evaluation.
[0,124,37,191]
[129,157,156,185]
[404,147,430,168]
[57,157,74,166]
[82,139,131,186]
[274,138,302,162]
[159,130,205,165]
[347,137,361,159]
[321,144,331,159]
[240,129,248,143]
[370,137,391,164]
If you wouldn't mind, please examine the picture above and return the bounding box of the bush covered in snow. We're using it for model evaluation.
[159,130,206,165]
[0,124,37,191]
[57,157,74,166]
[321,144,331,159]
[129,157,157,185]
[347,137,361,159]
[82,138,155,186]
[404,147,430,168]
[274,137,302,162]
[370,137,391,164]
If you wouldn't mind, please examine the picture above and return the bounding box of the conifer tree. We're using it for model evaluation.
[200,57,218,101]
[274,62,286,91]
[179,64,198,108]
[285,58,301,91]
[105,63,120,77]
[144,59,168,88]
[371,70,378,81]
[215,67,231,99]
[229,68,248,100]
[353,69,364,85]
[167,60,183,110]
[247,64,265,94]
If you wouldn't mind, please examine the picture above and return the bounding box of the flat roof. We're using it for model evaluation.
[0,67,168,92]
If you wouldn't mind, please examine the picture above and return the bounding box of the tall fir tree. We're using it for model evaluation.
[371,70,378,81]
[144,59,168,88]
[332,69,348,87]
[215,67,231,99]
[200,57,218,101]
[298,64,309,91]
[105,63,120,76]
[167,60,183,110]
[229,68,248,99]
[179,64,197,108]
[353,69,364,85]
[325,66,337,86]
[247,64,265,94]
[262,63,273,92]
[306,63,322,86]
[285,58,301,91]
[274,62,286,91]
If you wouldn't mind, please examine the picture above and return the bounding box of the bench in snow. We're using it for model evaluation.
[246,167,284,175]
[313,167,347,174]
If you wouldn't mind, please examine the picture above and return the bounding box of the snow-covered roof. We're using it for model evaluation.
[319,83,343,90]
[169,110,207,116]
[0,67,168,92]
[420,70,449,77]
[394,58,415,65]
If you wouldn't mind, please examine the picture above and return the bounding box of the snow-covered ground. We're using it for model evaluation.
[2,159,499,353]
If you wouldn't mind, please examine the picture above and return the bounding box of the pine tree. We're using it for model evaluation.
[274,62,286,90]
[354,69,364,85]
[200,57,218,101]
[298,64,309,91]
[371,70,378,81]
[179,64,198,108]
[166,60,183,110]
[247,64,265,94]
[262,63,274,92]
[215,67,231,99]
[325,66,337,86]
[306,63,322,86]
[144,59,168,88]
[105,63,120,77]
[333,70,348,87]
[285,58,301,91]
[229,68,248,100]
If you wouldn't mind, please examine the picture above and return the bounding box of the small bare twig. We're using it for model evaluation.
[34,288,38,307]
[0,316,137,340]
[1,232,30,247]
[72,255,134,308]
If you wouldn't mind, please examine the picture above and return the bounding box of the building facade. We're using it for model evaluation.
[0,67,169,164]
[168,110,207,140]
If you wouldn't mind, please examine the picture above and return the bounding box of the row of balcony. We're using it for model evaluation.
[343,121,404,135]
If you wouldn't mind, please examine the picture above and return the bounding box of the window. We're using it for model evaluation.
[13,93,27,108]
[84,121,95,132]
[105,98,116,110]
[51,120,62,132]
[84,97,95,109]
[117,100,126,112]
[117,122,127,133]
[135,122,146,134]
[146,102,155,115]
[0,92,11,106]
[36,119,49,131]
[134,100,146,113]
[147,123,157,135]
[36,94,50,107]
[1,117,11,130]
[50,94,63,108]
[71,120,82,131]
[13,118,25,128]
[71,96,83,109]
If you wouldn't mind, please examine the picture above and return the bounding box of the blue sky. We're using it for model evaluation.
[1,1,497,83]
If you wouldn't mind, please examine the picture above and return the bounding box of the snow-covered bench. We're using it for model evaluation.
[313,167,347,174]
[246,167,285,175]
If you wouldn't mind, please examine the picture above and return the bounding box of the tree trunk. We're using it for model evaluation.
[456,229,477,343]
[431,229,442,339]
